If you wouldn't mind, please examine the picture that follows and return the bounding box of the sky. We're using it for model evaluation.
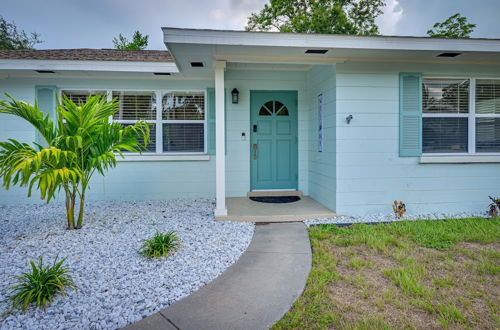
[1,0,499,50]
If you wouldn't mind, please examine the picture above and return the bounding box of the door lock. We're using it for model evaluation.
[253,124,258,132]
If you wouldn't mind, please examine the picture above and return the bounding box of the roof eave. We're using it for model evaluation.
[0,59,179,73]
[162,27,500,53]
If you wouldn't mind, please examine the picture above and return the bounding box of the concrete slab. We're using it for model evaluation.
[161,223,311,330]
[125,223,312,330]
[122,313,177,330]
[217,196,336,222]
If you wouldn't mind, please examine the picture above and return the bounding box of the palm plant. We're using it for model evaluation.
[0,94,149,229]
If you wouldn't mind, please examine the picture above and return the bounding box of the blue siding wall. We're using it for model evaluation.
[0,76,215,205]
[306,65,336,211]
[335,62,500,215]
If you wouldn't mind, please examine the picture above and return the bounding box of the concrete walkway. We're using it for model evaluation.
[125,223,311,330]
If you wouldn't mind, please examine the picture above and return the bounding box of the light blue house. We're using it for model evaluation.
[1,28,499,216]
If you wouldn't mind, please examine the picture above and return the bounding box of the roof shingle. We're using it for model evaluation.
[0,49,173,62]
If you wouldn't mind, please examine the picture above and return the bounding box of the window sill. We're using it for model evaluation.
[420,155,500,164]
[117,154,211,162]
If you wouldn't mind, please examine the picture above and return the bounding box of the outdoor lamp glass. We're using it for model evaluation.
[231,88,239,104]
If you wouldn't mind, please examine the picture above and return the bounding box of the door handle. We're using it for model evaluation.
[253,144,257,160]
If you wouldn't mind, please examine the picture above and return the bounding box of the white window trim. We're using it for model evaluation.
[422,77,500,158]
[117,154,210,162]
[59,88,208,158]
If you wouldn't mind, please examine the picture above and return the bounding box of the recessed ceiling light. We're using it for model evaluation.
[153,72,171,75]
[190,62,204,67]
[35,70,56,73]
[305,49,328,54]
[437,52,462,58]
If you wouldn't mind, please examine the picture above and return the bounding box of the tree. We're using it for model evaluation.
[0,95,150,229]
[427,13,476,38]
[112,31,149,50]
[0,15,42,50]
[246,0,385,35]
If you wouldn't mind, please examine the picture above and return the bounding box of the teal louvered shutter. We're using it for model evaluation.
[35,86,57,145]
[206,88,226,155]
[399,73,422,157]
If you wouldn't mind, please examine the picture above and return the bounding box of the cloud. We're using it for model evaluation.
[211,9,226,21]
[1,0,499,50]
[377,0,404,35]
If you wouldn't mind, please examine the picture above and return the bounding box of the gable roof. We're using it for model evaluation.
[0,49,173,62]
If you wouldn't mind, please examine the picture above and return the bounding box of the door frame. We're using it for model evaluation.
[250,90,298,191]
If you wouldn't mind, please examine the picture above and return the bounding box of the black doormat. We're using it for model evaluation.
[249,196,301,203]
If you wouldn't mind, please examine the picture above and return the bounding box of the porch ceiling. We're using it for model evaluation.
[163,27,500,76]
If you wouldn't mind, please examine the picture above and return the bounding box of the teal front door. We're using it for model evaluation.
[250,91,298,190]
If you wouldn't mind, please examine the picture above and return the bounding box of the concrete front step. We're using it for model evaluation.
[246,190,303,197]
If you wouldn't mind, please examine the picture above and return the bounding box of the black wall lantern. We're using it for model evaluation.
[231,88,239,104]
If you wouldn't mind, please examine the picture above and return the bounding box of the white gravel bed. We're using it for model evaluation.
[0,199,254,330]
[305,212,487,227]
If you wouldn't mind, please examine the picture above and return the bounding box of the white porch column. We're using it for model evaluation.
[214,60,227,216]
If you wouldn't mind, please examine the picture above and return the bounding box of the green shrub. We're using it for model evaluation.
[9,257,76,312]
[140,231,180,259]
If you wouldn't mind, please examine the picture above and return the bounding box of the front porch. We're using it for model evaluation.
[216,195,336,222]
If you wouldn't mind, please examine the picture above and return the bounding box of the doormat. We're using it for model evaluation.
[249,196,301,203]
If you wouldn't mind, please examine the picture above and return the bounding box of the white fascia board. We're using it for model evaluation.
[163,28,500,53]
[0,59,179,73]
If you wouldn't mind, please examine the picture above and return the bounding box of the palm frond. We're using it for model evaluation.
[0,94,56,144]
[0,140,80,201]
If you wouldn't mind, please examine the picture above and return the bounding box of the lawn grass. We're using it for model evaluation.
[273,218,500,329]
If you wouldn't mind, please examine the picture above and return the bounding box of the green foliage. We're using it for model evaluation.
[436,302,466,327]
[140,231,180,259]
[113,31,149,50]
[314,218,499,251]
[246,0,385,35]
[275,218,499,329]
[383,262,430,297]
[8,257,76,312]
[0,15,42,50]
[0,94,150,229]
[427,13,476,38]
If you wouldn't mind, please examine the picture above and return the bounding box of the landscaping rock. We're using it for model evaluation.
[305,211,486,227]
[0,199,254,330]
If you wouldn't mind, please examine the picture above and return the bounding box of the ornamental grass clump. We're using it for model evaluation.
[140,231,180,259]
[8,257,76,312]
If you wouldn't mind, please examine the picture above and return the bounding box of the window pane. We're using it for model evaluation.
[62,90,106,104]
[163,123,204,152]
[121,123,156,152]
[423,117,468,153]
[112,91,156,120]
[476,79,500,114]
[162,92,204,120]
[476,118,500,152]
[423,79,469,114]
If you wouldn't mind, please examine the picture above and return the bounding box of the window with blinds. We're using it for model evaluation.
[112,91,156,120]
[161,92,205,153]
[62,90,106,104]
[476,79,500,152]
[162,92,205,120]
[421,78,500,154]
[59,89,206,154]
[422,79,469,153]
